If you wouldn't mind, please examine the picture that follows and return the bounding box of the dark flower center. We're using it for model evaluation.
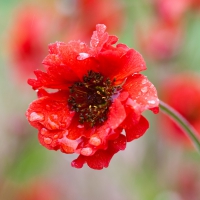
[68,70,121,127]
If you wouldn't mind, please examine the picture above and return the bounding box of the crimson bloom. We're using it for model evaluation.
[26,24,159,169]
[161,73,200,146]
[78,0,124,34]
[138,20,183,60]
[15,179,63,200]
[9,6,51,80]
[155,0,190,24]
[176,165,200,200]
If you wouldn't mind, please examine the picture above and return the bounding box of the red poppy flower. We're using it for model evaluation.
[176,165,200,199]
[9,6,51,81]
[79,0,124,33]
[26,24,159,169]
[138,20,183,60]
[155,0,190,24]
[160,73,200,145]
[15,179,62,200]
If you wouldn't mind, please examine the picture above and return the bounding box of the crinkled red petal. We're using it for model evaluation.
[57,41,99,80]
[89,98,126,148]
[71,155,85,168]
[28,40,100,90]
[28,66,77,90]
[71,134,126,169]
[123,114,149,142]
[28,42,81,90]
[38,128,64,150]
[98,47,146,81]
[36,89,70,101]
[123,74,159,114]
[66,115,96,140]
[48,42,66,54]
[59,132,83,154]
[105,35,118,46]
[97,47,127,78]
[116,43,130,51]
[90,24,109,51]
[106,98,126,129]
[26,91,75,131]
[86,150,114,169]
[43,54,79,83]
[48,116,96,154]
[114,49,146,80]
[109,133,126,152]
[118,91,129,102]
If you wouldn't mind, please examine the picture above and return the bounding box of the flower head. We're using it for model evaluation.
[9,6,51,80]
[26,24,159,169]
[155,0,190,24]
[15,179,63,200]
[161,73,200,145]
[138,20,183,61]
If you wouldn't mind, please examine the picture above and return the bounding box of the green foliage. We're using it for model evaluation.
[5,136,52,183]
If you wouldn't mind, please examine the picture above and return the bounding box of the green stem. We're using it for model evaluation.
[159,100,200,152]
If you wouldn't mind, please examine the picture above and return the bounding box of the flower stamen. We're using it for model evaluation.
[68,70,121,126]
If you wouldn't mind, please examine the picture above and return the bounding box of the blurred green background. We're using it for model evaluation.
[0,0,200,199]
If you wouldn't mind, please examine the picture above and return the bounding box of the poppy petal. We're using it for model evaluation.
[26,92,75,131]
[90,24,109,50]
[89,98,126,147]
[38,128,63,150]
[98,47,146,81]
[58,41,99,80]
[124,115,149,142]
[72,134,126,169]
[123,74,159,114]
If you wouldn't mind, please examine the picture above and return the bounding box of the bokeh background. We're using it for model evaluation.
[1,0,200,199]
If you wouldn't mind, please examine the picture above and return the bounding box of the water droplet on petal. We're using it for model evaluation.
[142,79,147,84]
[77,125,84,129]
[141,86,148,93]
[150,85,154,89]
[148,100,156,104]
[29,112,44,122]
[53,134,58,139]
[44,137,52,145]
[89,137,101,146]
[46,105,51,110]
[80,42,85,49]
[61,122,69,129]
[71,160,83,168]
[80,147,93,156]
[77,53,90,60]
[40,128,48,135]
[47,117,59,129]
[140,64,145,68]
[97,24,106,33]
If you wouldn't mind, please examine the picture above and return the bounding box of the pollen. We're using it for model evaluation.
[68,70,121,127]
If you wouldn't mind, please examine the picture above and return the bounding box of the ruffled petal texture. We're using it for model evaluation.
[71,134,126,170]
[123,74,159,115]
[26,24,159,170]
